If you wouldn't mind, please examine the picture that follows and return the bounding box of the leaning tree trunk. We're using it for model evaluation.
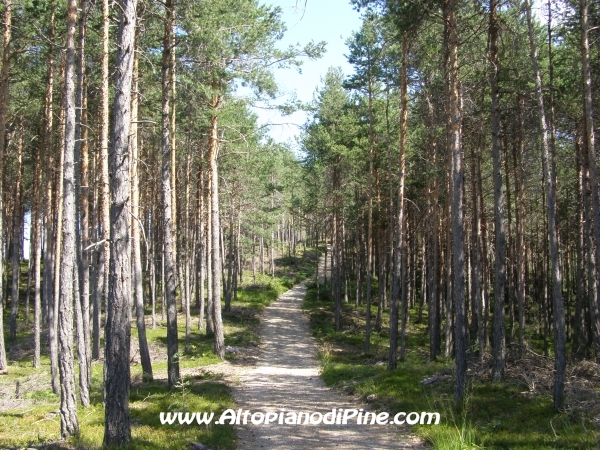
[103,0,138,444]
[58,0,80,436]
[525,0,566,410]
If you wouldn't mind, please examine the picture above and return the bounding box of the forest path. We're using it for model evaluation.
[206,257,427,449]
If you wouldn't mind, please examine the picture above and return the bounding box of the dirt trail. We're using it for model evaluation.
[207,258,427,449]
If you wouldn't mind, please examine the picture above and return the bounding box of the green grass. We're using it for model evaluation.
[303,282,600,450]
[0,249,317,449]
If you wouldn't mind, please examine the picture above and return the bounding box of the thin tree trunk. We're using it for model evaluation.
[206,166,214,335]
[0,0,10,372]
[444,0,467,402]
[130,26,152,382]
[209,103,225,359]
[197,158,206,329]
[514,96,527,352]
[490,0,506,382]
[525,0,566,410]
[573,135,587,358]
[94,0,110,360]
[10,121,23,341]
[73,0,91,403]
[389,32,408,369]
[52,61,67,396]
[32,134,43,368]
[365,70,375,354]
[470,142,484,360]
[580,0,600,359]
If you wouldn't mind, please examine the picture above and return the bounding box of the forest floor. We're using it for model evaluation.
[301,258,600,449]
[203,257,428,449]
[0,254,315,449]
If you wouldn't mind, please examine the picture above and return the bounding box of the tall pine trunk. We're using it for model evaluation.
[444,0,467,402]
[525,0,566,410]
[103,0,138,443]
[0,0,10,372]
[131,23,152,382]
[490,0,507,382]
[389,31,408,369]
[9,121,23,341]
[58,0,80,435]
[580,0,600,359]
[93,0,110,360]
[209,103,225,359]
[161,0,180,389]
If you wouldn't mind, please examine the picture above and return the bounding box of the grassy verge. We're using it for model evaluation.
[303,282,600,450]
[0,251,316,449]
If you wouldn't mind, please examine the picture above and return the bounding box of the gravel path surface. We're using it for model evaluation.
[207,258,428,449]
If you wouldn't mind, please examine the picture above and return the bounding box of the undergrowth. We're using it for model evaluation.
[0,250,316,449]
[303,281,600,450]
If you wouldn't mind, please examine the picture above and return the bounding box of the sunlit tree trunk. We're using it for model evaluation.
[209,99,225,359]
[0,0,10,372]
[58,0,80,435]
[161,0,180,389]
[131,23,152,382]
[103,0,138,443]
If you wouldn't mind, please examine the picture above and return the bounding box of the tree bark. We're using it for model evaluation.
[197,158,206,329]
[0,0,10,371]
[103,0,138,443]
[444,0,467,402]
[131,23,153,382]
[161,0,180,389]
[490,0,506,382]
[209,104,225,359]
[525,0,566,410]
[32,132,44,368]
[94,0,111,360]
[389,31,408,370]
[9,120,23,341]
[580,0,600,359]
[73,0,91,404]
[58,0,80,435]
